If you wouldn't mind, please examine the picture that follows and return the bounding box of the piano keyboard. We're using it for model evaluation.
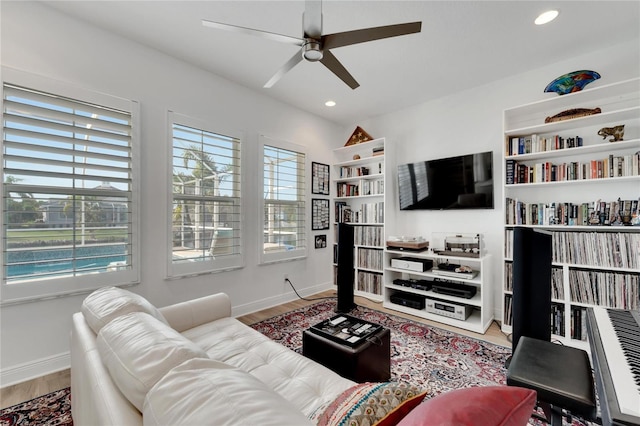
[591,307,640,418]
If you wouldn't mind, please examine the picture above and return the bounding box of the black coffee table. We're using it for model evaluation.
[302,314,391,382]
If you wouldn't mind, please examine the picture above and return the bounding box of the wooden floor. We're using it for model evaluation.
[0,290,510,409]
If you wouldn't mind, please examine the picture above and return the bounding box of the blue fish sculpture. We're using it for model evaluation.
[544,70,601,95]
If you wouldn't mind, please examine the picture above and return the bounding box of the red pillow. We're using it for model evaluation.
[397,386,536,426]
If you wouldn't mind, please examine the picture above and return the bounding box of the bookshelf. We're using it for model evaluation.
[502,77,640,349]
[332,138,389,301]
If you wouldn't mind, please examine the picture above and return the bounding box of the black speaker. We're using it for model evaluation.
[336,223,355,313]
[511,227,552,354]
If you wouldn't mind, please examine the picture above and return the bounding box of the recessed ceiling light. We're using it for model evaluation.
[325,100,336,107]
[535,10,559,25]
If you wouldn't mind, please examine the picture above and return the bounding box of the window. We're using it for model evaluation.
[261,136,306,263]
[2,72,139,303]
[169,113,242,277]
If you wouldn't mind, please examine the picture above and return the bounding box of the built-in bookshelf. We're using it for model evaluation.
[332,138,389,301]
[502,77,640,349]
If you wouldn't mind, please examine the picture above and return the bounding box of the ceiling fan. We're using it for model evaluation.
[202,1,421,90]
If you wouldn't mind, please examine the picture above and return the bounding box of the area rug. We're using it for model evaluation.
[249,299,511,397]
[0,387,72,426]
[250,299,592,426]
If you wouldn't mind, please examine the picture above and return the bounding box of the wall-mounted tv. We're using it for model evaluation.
[398,151,494,210]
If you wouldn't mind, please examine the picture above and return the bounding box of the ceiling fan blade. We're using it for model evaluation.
[319,50,359,90]
[202,19,303,46]
[303,0,322,38]
[264,49,304,88]
[322,21,422,50]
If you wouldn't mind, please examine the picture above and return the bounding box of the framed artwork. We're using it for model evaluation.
[314,234,327,249]
[311,162,330,195]
[311,198,330,230]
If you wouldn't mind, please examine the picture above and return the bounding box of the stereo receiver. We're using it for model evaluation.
[390,257,433,272]
[425,298,472,320]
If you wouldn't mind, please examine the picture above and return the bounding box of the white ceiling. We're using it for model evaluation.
[42,1,640,126]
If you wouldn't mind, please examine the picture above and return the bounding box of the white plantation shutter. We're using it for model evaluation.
[169,113,242,277]
[261,137,306,263]
[2,76,139,303]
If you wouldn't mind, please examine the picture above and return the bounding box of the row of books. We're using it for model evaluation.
[501,296,565,336]
[353,225,383,247]
[357,248,383,271]
[550,303,565,336]
[357,270,383,295]
[336,183,359,197]
[336,179,384,197]
[568,269,639,309]
[570,306,588,341]
[502,261,565,299]
[338,165,371,178]
[335,201,384,224]
[505,197,640,226]
[506,134,583,156]
[505,153,640,184]
[552,231,640,270]
[338,161,383,179]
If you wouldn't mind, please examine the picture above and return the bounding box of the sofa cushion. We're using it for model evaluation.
[97,311,209,411]
[82,286,168,334]
[182,316,355,417]
[396,386,537,426]
[309,381,427,426]
[143,358,314,426]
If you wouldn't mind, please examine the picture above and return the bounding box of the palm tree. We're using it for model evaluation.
[174,144,232,251]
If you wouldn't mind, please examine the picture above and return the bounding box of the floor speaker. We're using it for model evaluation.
[336,223,355,313]
[511,227,552,354]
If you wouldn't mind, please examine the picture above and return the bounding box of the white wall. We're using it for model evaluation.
[359,39,640,322]
[0,1,342,385]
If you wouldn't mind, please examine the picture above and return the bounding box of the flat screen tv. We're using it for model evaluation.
[398,151,494,210]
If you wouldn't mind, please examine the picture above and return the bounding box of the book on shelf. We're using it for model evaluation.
[504,197,640,227]
[506,152,640,184]
[507,134,584,156]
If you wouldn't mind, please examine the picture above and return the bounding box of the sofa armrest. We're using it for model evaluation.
[159,293,231,333]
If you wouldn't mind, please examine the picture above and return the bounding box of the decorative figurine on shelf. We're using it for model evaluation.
[544,70,601,95]
[597,124,625,142]
[345,126,374,146]
[353,154,361,160]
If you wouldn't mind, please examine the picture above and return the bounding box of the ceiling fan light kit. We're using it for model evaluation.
[303,40,323,61]
[202,0,421,89]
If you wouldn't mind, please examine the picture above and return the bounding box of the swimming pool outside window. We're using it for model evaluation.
[2,72,139,303]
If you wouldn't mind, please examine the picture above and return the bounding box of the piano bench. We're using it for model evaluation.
[507,336,596,425]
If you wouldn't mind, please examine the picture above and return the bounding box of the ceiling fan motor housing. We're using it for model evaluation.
[303,40,323,61]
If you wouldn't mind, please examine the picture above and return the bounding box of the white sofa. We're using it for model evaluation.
[70,287,356,425]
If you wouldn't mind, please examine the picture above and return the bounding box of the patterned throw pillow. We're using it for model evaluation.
[310,382,427,426]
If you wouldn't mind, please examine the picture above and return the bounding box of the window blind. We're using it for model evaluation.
[170,119,242,276]
[263,144,306,262]
[2,83,135,292]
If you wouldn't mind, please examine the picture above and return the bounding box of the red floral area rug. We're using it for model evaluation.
[0,387,72,426]
[250,300,511,397]
[250,299,593,426]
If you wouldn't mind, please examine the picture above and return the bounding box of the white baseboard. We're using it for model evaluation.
[1,352,70,388]
[231,282,334,317]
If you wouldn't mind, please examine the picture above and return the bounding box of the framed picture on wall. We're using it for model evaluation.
[311,162,330,195]
[314,234,327,249]
[312,198,330,230]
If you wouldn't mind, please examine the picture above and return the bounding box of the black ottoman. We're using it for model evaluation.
[507,336,596,425]
[302,326,391,383]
